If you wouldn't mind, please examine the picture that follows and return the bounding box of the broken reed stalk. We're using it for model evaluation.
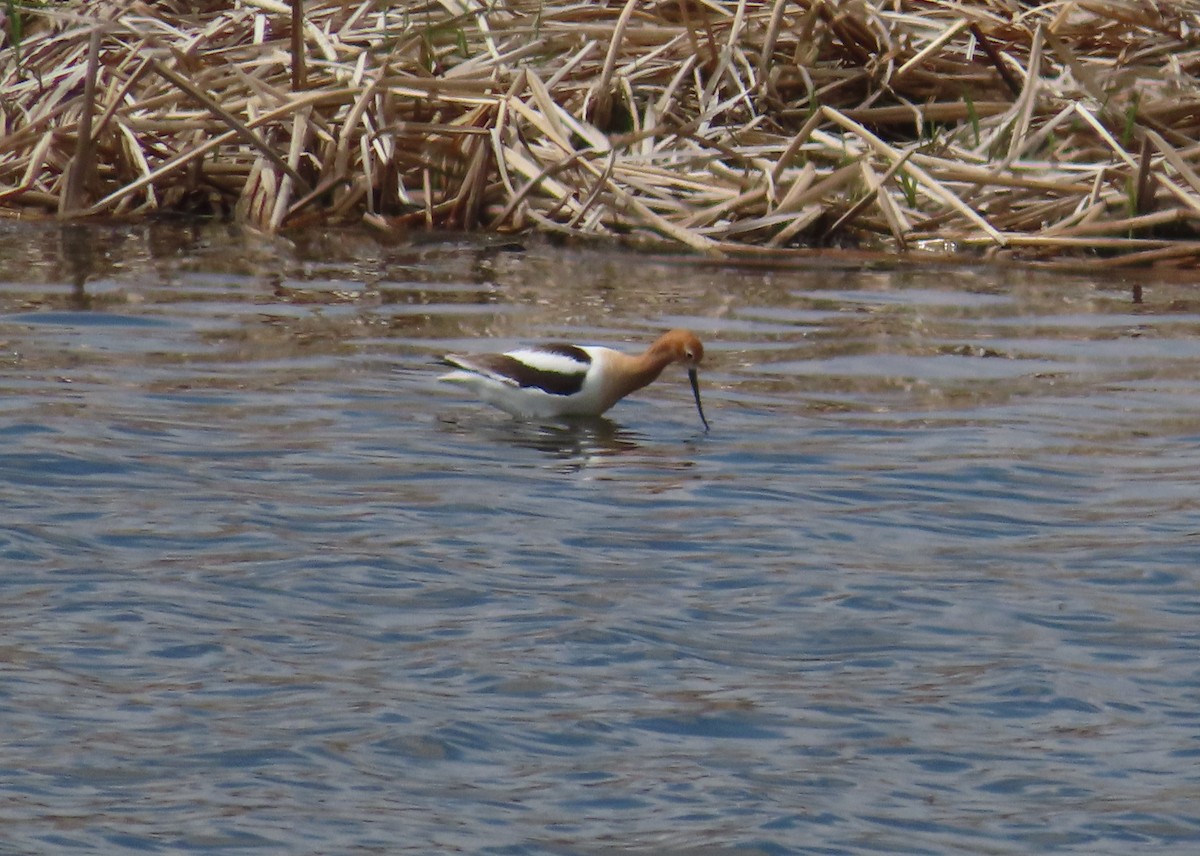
[58,26,102,215]
[291,0,306,92]
[1,0,1200,266]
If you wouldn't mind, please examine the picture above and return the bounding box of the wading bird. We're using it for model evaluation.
[440,329,709,429]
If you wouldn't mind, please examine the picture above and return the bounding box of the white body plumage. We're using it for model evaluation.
[440,345,616,419]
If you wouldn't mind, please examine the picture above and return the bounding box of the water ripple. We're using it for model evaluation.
[0,224,1197,852]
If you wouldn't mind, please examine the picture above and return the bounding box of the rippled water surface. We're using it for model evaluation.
[1,222,1198,854]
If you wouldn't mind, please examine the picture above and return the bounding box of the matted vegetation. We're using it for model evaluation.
[2,0,1200,265]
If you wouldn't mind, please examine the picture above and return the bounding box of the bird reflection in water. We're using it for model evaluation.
[438,414,642,469]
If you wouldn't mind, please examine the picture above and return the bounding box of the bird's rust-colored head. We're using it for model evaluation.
[650,329,708,430]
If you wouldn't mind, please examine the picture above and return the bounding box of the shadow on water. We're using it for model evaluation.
[0,221,1198,854]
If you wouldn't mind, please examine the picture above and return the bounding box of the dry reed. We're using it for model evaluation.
[2,0,1200,266]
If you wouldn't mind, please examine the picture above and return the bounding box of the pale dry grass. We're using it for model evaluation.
[2,0,1200,265]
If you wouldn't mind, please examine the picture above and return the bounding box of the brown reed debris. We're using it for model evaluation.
[2,0,1200,266]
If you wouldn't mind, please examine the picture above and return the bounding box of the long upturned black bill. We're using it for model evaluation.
[688,368,710,431]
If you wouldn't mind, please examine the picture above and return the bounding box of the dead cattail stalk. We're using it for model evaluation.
[59,27,102,215]
[969,23,1021,99]
[290,0,306,91]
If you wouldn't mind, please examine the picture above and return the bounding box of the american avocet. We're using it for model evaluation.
[439,329,709,429]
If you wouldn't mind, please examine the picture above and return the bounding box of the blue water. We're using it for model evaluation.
[0,222,1198,853]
